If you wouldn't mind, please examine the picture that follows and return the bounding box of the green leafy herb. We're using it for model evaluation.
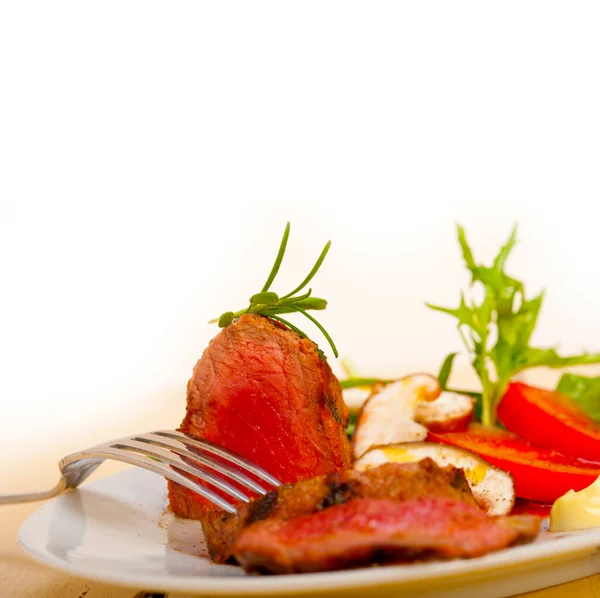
[556,373,600,422]
[436,351,483,415]
[210,222,338,357]
[428,224,600,426]
[339,358,395,389]
[340,357,360,379]
[437,352,457,389]
[339,377,395,390]
[345,411,358,438]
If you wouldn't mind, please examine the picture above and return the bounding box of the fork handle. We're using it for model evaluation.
[0,458,103,506]
[0,478,68,505]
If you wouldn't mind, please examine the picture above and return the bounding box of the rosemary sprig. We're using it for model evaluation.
[210,222,339,358]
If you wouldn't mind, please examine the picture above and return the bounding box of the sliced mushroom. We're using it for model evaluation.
[415,391,475,432]
[352,374,441,459]
[355,442,515,516]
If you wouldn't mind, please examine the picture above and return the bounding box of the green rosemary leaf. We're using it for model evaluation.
[261,222,290,292]
[212,223,337,357]
[281,240,331,299]
[285,288,313,303]
[265,298,327,314]
[218,311,235,328]
[289,305,338,358]
[249,291,279,305]
[268,315,308,339]
[290,297,327,310]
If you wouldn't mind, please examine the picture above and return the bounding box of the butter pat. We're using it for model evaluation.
[550,477,600,532]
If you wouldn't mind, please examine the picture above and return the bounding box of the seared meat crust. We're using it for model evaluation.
[202,459,477,563]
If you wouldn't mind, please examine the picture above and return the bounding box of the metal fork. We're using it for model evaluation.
[0,430,281,513]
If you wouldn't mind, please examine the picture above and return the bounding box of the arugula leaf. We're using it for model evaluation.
[556,373,600,422]
[428,224,600,426]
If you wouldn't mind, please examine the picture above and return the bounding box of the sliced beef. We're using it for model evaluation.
[202,459,477,563]
[232,497,541,574]
[168,314,353,520]
[495,514,542,542]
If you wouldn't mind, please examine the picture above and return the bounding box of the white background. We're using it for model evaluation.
[2,2,600,480]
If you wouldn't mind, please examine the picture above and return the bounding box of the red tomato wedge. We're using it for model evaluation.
[498,382,600,462]
[427,424,600,503]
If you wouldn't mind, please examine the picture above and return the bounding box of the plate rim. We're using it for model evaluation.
[17,468,600,595]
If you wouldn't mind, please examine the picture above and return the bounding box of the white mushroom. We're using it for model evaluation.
[352,374,441,459]
[355,442,515,516]
[415,391,475,432]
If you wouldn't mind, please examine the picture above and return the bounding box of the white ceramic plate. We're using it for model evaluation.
[18,468,600,598]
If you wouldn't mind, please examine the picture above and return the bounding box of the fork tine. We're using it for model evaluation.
[62,447,238,513]
[9,430,280,509]
[132,433,269,495]
[153,430,282,488]
[109,440,252,503]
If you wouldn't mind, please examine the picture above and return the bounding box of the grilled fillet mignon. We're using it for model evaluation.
[168,314,353,519]
[232,497,541,574]
[202,459,477,563]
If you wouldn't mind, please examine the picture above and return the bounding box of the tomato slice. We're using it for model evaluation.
[428,424,600,503]
[498,382,600,462]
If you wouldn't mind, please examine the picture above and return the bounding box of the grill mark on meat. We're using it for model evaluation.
[296,354,334,454]
[449,468,467,489]
[246,491,279,526]
[319,480,357,510]
[324,395,342,424]
[370,548,391,564]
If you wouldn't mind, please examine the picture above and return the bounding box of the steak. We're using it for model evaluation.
[232,497,541,574]
[202,459,478,563]
[168,314,353,520]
